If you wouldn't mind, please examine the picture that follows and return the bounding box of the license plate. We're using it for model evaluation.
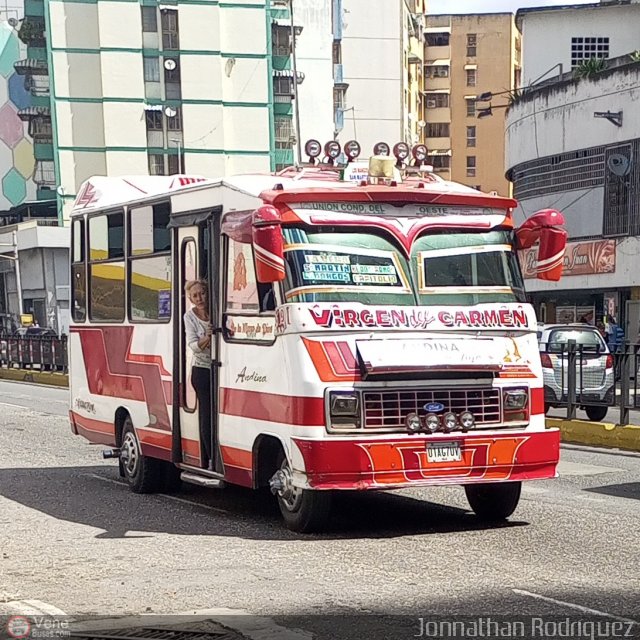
[426,441,462,463]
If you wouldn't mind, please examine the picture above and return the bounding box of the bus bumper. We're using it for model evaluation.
[292,428,560,490]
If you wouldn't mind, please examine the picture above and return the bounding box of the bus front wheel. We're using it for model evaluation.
[272,453,332,533]
[120,416,166,494]
[464,481,522,521]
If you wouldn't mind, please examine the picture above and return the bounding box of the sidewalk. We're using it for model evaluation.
[0,367,68,387]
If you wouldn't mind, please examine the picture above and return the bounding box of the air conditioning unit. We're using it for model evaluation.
[426,99,437,108]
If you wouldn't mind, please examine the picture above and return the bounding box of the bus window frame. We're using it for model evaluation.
[71,217,87,323]
[127,200,172,324]
[87,208,127,324]
[221,234,278,347]
[181,235,198,414]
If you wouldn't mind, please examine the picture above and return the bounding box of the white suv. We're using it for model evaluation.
[538,324,614,422]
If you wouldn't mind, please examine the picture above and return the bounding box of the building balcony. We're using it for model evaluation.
[332,0,343,40]
[424,107,451,121]
[274,147,294,167]
[334,107,344,132]
[25,0,45,17]
[34,161,55,187]
[425,44,450,60]
[272,54,291,71]
[17,17,46,47]
[34,142,54,160]
[424,75,450,91]
[333,63,349,88]
[425,136,451,149]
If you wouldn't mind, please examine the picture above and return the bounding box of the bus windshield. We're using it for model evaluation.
[282,227,526,306]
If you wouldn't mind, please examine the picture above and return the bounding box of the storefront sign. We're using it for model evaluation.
[521,239,616,279]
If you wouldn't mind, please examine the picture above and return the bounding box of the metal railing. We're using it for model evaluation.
[545,340,640,425]
[0,334,68,372]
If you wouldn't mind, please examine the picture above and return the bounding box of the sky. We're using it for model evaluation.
[428,0,595,14]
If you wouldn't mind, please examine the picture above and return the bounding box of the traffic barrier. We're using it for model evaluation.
[0,366,68,387]
[546,418,640,452]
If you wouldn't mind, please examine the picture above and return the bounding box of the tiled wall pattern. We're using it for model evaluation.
[0,19,37,208]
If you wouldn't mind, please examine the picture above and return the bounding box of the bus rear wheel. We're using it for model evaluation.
[465,481,522,521]
[272,453,332,533]
[120,417,166,494]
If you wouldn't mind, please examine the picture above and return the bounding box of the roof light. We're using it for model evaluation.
[304,139,322,163]
[412,144,428,164]
[324,140,341,164]
[344,139,361,161]
[373,141,390,156]
[393,142,410,166]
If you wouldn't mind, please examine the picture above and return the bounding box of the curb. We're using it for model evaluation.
[546,418,640,452]
[0,367,68,387]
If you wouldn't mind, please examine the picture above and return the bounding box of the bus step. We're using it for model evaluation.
[180,472,225,489]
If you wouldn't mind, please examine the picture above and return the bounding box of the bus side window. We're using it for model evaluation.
[71,218,86,322]
[226,238,260,313]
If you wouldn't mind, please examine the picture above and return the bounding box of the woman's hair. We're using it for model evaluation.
[184,279,208,295]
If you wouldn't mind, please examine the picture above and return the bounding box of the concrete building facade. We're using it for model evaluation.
[506,55,640,336]
[424,13,520,196]
[517,1,640,87]
[335,0,425,157]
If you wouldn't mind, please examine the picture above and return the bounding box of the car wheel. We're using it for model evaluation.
[120,416,167,494]
[585,405,608,422]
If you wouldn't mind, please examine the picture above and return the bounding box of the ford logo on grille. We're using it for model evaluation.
[424,402,445,413]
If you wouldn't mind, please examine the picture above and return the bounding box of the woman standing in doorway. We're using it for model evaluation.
[184,280,213,469]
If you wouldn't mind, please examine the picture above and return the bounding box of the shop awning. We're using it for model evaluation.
[428,149,452,156]
[272,69,305,82]
[423,88,450,94]
[464,64,478,70]
[426,59,450,66]
[17,106,50,121]
[13,58,48,75]
[425,26,451,33]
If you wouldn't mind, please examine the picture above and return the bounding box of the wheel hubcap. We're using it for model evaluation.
[271,460,302,512]
[120,431,140,478]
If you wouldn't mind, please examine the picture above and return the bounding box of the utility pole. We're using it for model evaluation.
[13,231,22,317]
[289,0,303,165]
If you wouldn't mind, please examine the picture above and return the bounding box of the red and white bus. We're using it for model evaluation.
[68,143,567,532]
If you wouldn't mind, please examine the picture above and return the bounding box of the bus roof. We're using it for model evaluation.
[71,170,517,216]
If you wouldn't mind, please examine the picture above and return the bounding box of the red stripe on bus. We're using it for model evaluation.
[531,387,544,415]
[220,388,325,426]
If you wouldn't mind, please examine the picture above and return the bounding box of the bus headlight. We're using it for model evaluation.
[504,389,528,410]
[328,391,361,428]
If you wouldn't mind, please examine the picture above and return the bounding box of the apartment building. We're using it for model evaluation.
[335,0,425,156]
[13,0,338,222]
[423,13,521,195]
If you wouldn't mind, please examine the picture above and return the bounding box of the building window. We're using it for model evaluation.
[466,126,476,147]
[71,218,86,322]
[467,33,477,57]
[167,107,182,131]
[275,116,293,145]
[571,36,609,67]
[273,26,291,56]
[332,41,342,64]
[333,86,346,111]
[466,68,477,87]
[148,153,165,176]
[145,111,163,131]
[425,93,449,108]
[466,156,476,177]
[143,57,160,82]
[88,211,125,322]
[274,77,293,95]
[164,59,181,100]
[430,155,451,170]
[466,98,476,117]
[426,32,449,47]
[161,9,179,50]
[168,153,183,175]
[141,7,157,32]
[426,122,449,138]
[425,65,449,78]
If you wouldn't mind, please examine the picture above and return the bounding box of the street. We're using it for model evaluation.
[1,379,639,639]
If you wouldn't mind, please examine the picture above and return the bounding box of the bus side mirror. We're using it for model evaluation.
[516,208,567,282]
[252,205,286,283]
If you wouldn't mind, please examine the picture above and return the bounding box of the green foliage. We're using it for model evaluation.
[573,57,607,79]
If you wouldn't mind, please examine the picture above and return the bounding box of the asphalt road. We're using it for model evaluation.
[1,380,639,640]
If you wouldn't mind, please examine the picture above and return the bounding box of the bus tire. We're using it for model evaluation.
[464,481,521,521]
[120,416,165,494]
[274,452,332,533]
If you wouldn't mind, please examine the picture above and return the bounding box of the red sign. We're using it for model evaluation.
[521,239,616,279]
